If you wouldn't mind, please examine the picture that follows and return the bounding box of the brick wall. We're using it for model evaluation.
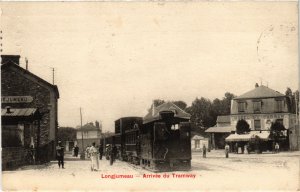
[1,66,57,160]
[2,147,30,170]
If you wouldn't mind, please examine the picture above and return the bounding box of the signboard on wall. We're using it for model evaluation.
[1,96,33,103]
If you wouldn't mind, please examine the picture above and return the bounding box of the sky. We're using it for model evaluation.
[0,2,298,131]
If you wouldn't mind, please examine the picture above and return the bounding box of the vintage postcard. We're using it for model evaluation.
[1,1,299,191]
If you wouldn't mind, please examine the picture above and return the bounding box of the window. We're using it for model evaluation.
[238,102,246,112]
[2,125,23,147]
[195,140,200,149]
[254,120,261,130]
[275,100,284,112]
[276,119,284,125]
[253,101,261,113]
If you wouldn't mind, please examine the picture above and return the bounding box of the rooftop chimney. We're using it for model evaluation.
[95,121,100,128]
[1,55,20,65]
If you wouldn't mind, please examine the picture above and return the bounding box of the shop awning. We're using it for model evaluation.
[252,131,270,141]
[205,126,236,133]
[225,133,252,142]
[2,108,38,117]
[225,131,270,142]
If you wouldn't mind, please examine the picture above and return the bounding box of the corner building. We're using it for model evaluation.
[1,55,59,168]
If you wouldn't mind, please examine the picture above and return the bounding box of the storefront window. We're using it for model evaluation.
[2,125,23,147]
[254,120,261,131]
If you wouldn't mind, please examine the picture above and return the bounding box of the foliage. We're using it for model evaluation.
[186,97,215,128]
[148,99,187,112]
[270,120,286,142]
[57,127,76,142]
[172,100,187,110]
[148,92,235,130]
[236,119,251,134]
[285,87,299,114]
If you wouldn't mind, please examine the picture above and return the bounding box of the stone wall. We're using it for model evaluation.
[1,65,58,160]
[2,147,30,170]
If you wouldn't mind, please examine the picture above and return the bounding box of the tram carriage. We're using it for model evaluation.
[103,102,192,172]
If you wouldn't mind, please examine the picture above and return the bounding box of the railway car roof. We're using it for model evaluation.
[143,102,191,124]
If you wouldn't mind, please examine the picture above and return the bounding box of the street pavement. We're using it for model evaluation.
[2,150,300,191]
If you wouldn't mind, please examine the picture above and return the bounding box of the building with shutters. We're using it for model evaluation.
[76,121,102,151]
[206,84,298,151]
[228,84,297,151]
[1,55,59,169]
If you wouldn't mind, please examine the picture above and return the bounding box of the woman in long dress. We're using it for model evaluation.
[90,142,99,171]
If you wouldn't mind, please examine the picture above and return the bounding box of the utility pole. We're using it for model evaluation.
[80,107,85,160]
[52,68,55,85]
[25,57,28,70]
[0,29,3,53]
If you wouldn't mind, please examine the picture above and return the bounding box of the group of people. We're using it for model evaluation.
[55,141,118,171]
[86,142,100,171]
[85,143,118,171]
[201,143,230,158]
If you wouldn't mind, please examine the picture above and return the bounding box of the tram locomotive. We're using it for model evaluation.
[104,102,192,172]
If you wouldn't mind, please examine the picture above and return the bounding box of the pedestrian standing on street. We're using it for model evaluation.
[56,141,65,169]
[108,145,114,165]
[202,144,207,158]
[90,142,99,171]
[275,143,280,153]
[225,143,230,158]
[112,145,118,162]
[235,143,239,154]
[86,145,91,158]
[74,145,79,157]
[99,144,104,160]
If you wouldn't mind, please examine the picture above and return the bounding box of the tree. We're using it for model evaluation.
[236,119,250,134]
[285,87,299,114]
[148,99,188,112]
[187,97,215,128]
[57,127,77,143]
[270,120,286,142]
[172,100,187,110]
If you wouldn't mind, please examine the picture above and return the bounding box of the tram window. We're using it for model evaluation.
[172,124,179,130]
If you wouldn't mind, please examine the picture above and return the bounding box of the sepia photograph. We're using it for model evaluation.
[0,1,299,191]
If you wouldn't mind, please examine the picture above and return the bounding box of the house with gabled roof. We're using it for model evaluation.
[1,55,59,169]
[76,121,102,150]
[228,84,297,151]
[206,84,298,151]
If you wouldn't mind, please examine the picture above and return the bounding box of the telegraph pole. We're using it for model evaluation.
[80,107,85,160]
[52,68,55,85]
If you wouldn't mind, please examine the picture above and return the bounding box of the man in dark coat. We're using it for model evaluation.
[99,144,104,160]
[56,141,65,169]
[74,145,79,157]
[202,144,207,158]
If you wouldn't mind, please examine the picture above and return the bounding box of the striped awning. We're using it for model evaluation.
[2,108,38,117]
[225,131,270,142]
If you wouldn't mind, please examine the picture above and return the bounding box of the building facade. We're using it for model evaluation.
[76,121,102,151]
[206,85,298,151]
[191,135,209,152]
[229,85,297,150]
[1,55,59,169]
[206,115,234,149]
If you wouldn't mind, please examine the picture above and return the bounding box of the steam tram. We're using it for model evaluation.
[105,102,192,172]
